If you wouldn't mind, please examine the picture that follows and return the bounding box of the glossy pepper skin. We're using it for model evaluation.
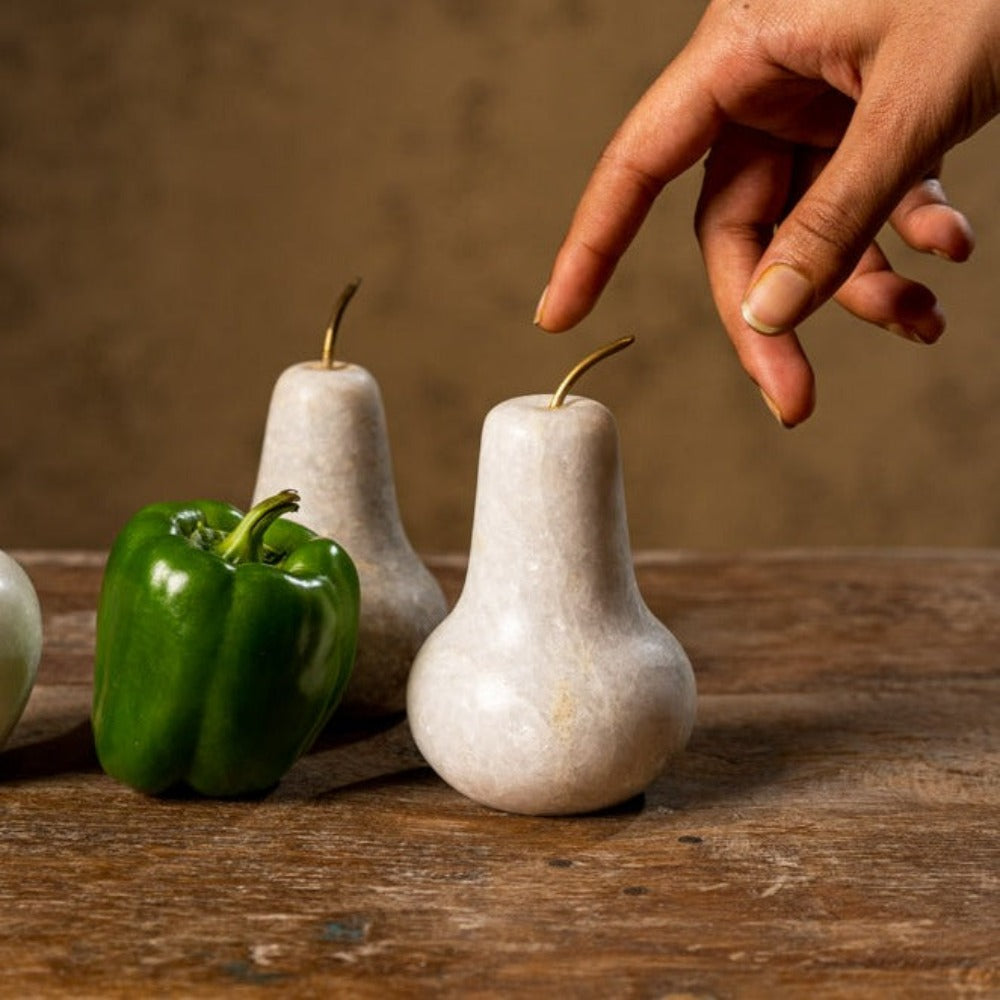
[91,490,360,797]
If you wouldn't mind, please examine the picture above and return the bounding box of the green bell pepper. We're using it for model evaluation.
[91,489,360,797]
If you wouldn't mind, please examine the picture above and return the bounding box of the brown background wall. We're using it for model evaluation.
[2,0,999,553]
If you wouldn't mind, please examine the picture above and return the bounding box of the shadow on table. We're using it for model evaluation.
[267,709,427,802]
[284,708,654,825]
[309,709,408,752]
[280,697,888,811]
[0,705,422,800]
[651,686,967,811]
[655,720,793,811]
[0,719,98,781]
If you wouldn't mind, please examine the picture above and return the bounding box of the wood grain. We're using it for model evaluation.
[1,550,998,998]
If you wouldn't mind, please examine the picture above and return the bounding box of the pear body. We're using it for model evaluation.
[0,550,42,748]
[254,361,447,716]
[407,395,696,815]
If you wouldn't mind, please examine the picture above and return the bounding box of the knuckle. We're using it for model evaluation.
[597,144,665,205]
[693,205,769,249]
[784,194,869,267]
[693,184,772,248]
[575,234,619,269]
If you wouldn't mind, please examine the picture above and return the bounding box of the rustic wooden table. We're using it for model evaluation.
[1,550,997,998]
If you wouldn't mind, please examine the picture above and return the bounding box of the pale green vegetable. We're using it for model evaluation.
[0,551,42,747]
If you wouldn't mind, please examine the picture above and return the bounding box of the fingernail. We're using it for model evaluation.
[533,285,549,327]
[886,322,939,346]
[758,387,790,428]
[742,264,814,334]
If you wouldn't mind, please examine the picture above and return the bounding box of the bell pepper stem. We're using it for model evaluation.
[215,489,301,565]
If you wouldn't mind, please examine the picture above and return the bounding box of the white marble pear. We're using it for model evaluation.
[407,393,696,815]
[253,359,447,716]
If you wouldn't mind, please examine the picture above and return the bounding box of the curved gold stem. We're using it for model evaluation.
[321,277,362,368]
[548,335,635,409]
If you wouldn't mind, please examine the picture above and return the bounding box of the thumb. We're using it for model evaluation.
[740,79,942,335]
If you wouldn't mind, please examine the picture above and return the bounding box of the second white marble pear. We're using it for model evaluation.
[253,360,447,716]
[407,393,697,815]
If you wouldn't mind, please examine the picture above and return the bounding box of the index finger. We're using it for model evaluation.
[535,55,721,332]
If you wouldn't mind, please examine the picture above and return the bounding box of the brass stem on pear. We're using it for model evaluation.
[548,335,635,409]
[321,277,362,368]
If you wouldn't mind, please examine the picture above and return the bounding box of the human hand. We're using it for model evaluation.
[535,0,1000,425]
